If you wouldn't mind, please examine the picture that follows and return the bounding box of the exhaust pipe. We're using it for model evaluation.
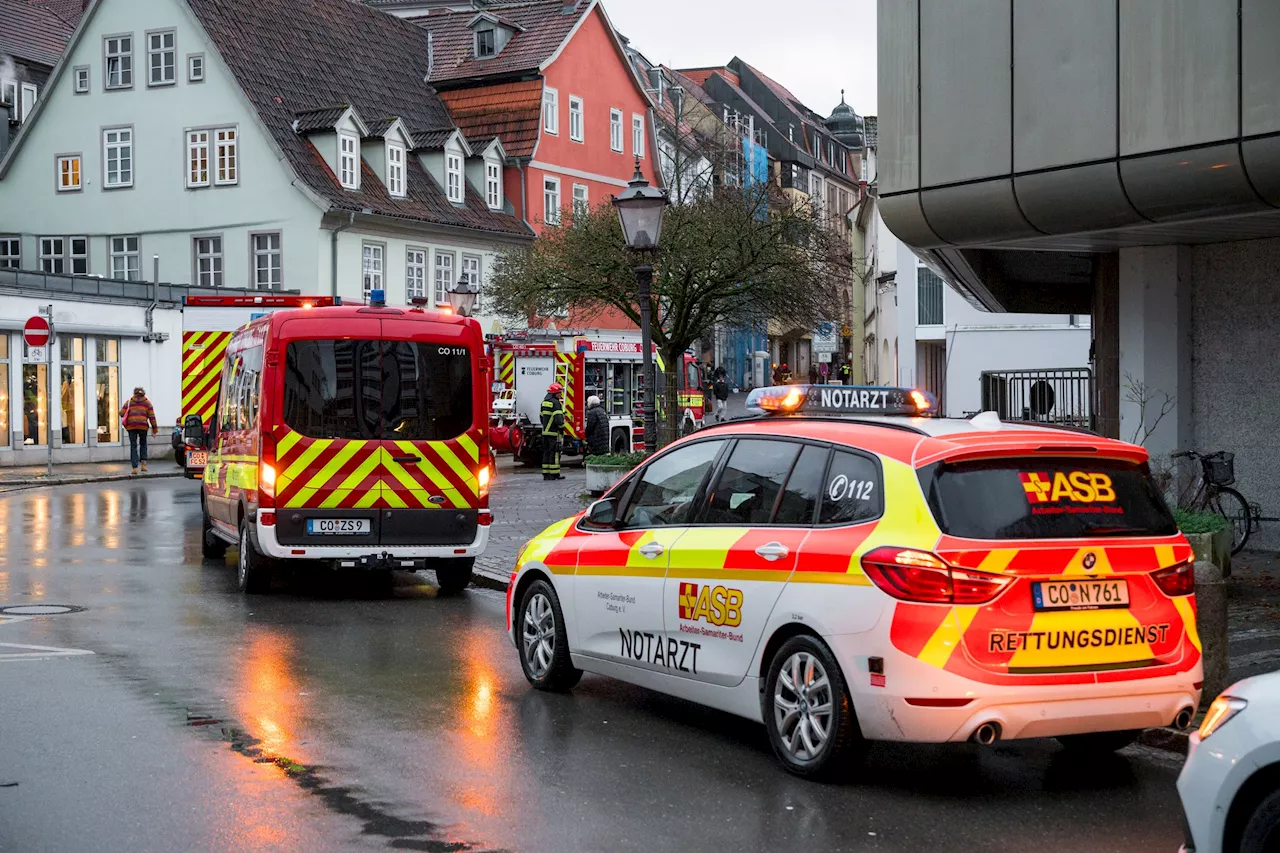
[1174,706,1195,731]
[970,722,1001,745]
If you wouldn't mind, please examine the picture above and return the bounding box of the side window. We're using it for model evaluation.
[619,440,723,529]
[218,355,241,432]
[819,450,884,525]
[774,445,830,526]
[241,346,263,428]
[702,439,800,525]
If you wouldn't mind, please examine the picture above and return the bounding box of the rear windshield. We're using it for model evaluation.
[283,340,472,441]
[920,457,1177,540]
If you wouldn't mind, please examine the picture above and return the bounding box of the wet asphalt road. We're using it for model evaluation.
[0,477,1190,853]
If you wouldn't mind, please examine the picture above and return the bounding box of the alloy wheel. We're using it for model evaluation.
[773,651,834,761]
[522,592,556,679]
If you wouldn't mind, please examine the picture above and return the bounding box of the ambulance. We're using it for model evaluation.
[180,294,337,480]
[505,385,1202,778]
[490,334,705,463]
[200,291,492,595]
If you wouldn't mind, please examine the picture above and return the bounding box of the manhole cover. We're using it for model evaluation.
[0,604,85,616]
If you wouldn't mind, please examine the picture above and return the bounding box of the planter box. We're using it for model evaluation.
[1184,529,1233,579]
[586,464,628,496]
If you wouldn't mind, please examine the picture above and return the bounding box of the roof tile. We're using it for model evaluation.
[409,0,585,85]
[1,0,74,67]
[438,79,542,158]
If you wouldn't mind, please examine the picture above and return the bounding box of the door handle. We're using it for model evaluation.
[638,542,665,559]
[391,455,421,463]
[755,542,789,561]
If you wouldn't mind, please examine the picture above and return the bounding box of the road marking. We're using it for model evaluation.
[0,642,94,661]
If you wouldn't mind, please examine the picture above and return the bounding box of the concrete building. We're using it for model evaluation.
[878,0,1280,546]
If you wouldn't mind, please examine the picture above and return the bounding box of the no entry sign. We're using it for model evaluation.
[23,315,51,348]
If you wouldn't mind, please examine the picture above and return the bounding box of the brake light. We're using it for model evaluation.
[478,510,493,527]
[1152,561,1194,596]
[861,546,1012,604]
[477,464,491,498]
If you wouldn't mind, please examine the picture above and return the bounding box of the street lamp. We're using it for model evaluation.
[447,278,480,318]
[613,158,669,454]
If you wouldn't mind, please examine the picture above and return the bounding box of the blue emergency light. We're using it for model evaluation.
[745,384,939,417]
[369,289,386,307]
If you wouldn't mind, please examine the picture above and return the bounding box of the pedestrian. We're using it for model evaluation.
[540,382,566,480]
[808,364,819,385]
[585,394,609,456]
[712,368,730,422]
[119,386,158,475]
[839,361,852,385]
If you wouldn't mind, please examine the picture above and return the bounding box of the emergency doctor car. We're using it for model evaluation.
[505,385,1202,778]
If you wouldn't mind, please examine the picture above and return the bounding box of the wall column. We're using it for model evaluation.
[1092,253,1120,438]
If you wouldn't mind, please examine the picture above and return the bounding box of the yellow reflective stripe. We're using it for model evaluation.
[276,430,302,458]
[187,383,220,421]
[576,565,667,578]
[455,434,480,465]
[353,486,382,509]
[288,440,364,506]
[977,549,1018,575]
[425,441,477,497]
[1155,544,1177,568]
[918,607,978,669]
[381,451,434,508]
[182,369,220,408]
[380,483,408,509]
[1174,597,1201,651]
[664,568,793,583]
[332,448,383,493]
[281,438,334,483]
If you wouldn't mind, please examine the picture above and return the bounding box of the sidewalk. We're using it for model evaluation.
[0,459,184,491]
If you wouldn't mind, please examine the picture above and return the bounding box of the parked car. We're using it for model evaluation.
[171,425,185,466]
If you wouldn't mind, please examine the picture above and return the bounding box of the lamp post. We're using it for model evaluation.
[612,158,669,454]
[447,278,480,318]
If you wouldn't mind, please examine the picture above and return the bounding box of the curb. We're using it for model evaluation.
[471,568,510,593]
[1137,726,1190,754]
[0,470,186,492]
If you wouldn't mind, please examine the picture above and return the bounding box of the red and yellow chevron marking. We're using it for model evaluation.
[555,352,580,440]
[497,352,515,388]
[182,331,231,426]
[273,428,484,510]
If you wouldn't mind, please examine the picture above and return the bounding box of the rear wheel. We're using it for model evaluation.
[763,635,865,780]
[434,558,474,596]
[1210,486,1252,554]
[1055,729,1141,754]
[237,520,272,594]
[174,448,185,466]
[201,499,227,559]
[1240,789,1280,853]
[517,579,581,691]
[610,429,628,455]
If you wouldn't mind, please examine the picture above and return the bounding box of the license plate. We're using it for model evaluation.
[1032,579,1129,611]
[187,451,208,467]
[306,518,371,535]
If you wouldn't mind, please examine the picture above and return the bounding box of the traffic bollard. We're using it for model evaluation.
[1194,560,1230,705]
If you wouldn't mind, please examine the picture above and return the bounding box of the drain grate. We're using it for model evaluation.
[0,604,86,616]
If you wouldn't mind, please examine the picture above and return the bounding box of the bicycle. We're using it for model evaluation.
[1171,450,1253,555]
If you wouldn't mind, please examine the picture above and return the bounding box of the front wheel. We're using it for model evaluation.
[174,448,185,466]
[1209,486,1252,554]
[763,635,865,780]
[237,520,272,594]
[1055,729,1141,754]
[517,580,581,691]
[1240,789,1280,853]
[434,558,474,596]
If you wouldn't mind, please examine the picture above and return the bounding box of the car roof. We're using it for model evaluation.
[695,414,1148,467]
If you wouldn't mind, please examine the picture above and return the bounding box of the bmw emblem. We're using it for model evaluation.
[1082,553,1097,571]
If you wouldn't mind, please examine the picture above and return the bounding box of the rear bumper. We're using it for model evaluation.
[254,515,489,561]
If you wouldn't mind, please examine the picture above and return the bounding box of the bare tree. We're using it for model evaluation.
[1122,371,1176,447]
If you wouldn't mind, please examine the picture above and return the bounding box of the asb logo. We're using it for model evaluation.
[678,582,743,628]
[1020,472,1117,504]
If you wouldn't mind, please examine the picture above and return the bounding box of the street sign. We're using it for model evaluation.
[813,321,838,355]
[23,315,51,348]
[24,345,46,363]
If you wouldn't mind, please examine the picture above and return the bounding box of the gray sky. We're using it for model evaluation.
[605,0,878,119]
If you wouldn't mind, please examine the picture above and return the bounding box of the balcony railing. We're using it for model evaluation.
[979,367,1093,430]
[917,267,944,325]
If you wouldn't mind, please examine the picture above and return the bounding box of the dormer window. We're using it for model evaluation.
[446,152,463,203]
[386,142,405,198]
[476,28,495,58]
[339,132,360,190]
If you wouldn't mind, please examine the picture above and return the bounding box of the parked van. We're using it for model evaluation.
[200,293,492,594]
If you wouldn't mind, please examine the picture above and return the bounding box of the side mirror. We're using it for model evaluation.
[584,498,617,529]
[183,414,205,448]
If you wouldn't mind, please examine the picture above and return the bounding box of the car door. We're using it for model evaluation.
[206,352,242,526]
[663,439,825,686]
[573,438,726,671]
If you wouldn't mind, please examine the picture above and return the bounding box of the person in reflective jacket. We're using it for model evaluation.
[540,383,566,480]
[585,395,609,456]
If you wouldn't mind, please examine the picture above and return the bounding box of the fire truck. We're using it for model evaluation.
[179,294,338,480]
[489,334,705,464]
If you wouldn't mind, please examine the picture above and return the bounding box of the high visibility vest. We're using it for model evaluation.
[541,394,565,436]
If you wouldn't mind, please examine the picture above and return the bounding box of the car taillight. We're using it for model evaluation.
[861,546,1011,604]
[258,434,277,508]
[477,463,491,499]
[1152,560,1194,596]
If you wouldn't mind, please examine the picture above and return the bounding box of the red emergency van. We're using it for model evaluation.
[200,293,492,594]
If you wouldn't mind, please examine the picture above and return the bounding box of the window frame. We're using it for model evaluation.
[56,153,83,193]
[109,235,141,281]
[38,236,67,274]
[192,234,224,288]
[186,128,210,188]
[187,53,205,83]
[73,65,90,94]
[433,249,455,306]
[568,95,584,143]
[542,86,558,135]
[610,108,623,152]
[691,437,812,528]
[460,253,481,312]
[814,445,886,528]
[102,125,134,190]
[0,235,20,270]
[1,80,16,113]
[445,151,464,203]
[19,82,37,121]
[405,246,428,300]
[475,27,496,58]
[386,141,406,198]
[103,33,134,91]
[543,175,561,226]
[611,437,729,531]
[572,182,588,216]
[145,28,176,88]
[250,231,283,291]
[68,236,89,275]
[362,241,385,302]
[338,132,360,190]
[632,113,645,158]
[214,126,238,186]
[485,160,502,209]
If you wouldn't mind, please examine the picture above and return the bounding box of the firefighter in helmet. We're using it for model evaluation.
[540,382,566,480]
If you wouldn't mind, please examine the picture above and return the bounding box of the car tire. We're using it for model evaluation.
[201,500,227,559]
[175,448,185,466]
[763,635,865,780]
[237,519,272,594]
[1240,789,1280,853]
[517,579,582,691]
[1055,729,1142,754]
[435,558,474,596]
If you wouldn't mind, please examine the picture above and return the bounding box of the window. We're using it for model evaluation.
[95,338,120,443]
[543,176,561,225]
[252,232,282,290]
[59,336,86,445]
[103,127,133,188]
[282,340,472,441]
[446,152,463,203]
[1,81,15,114]
[187,53,204,83]
[701,440,801,525]
[215,128,238,185]
[57,155,82,192]
[476,28,495,57]
[74,66,90,94]
[339,133,359,189]
[187,129,209,187]
[918,265,945,325]
[568,95,583,142]
[386,142,405,198]
[104,35,133,89]
[218,345,263,433]
[69,236,88,274]
[194,235,223,287]
[433,250,454,305]
[619,440,723,529]
[632,114,645,158]
[461,254,481,312]
[39,237,65,273]
[0,337,8,448]
[22,356,48,445]
[406,248,427,300]
[774,445,829,526]
[362,243,384,301]
[146,30,176,87]
[20,83,36,121]
[610,108,623,152]
[572,183,588,216]
[485,161,502,209]
[819,450,883,525]
[0,236,19,269]
[110,235,140,281]
[542,87,558,134]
